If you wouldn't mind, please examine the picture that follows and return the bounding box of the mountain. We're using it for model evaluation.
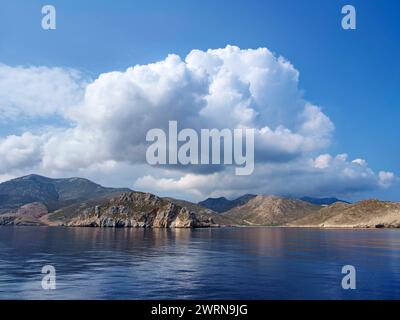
[300,196,350,206]
[198,194,256,213]
[164,197,216,216]
[0,174,131,214]
[1,174,400,229]
[64,192,217,228]
[150,197,239,226]
[0,175,222,228]
[221,195,320,225]
[290,199,400,228]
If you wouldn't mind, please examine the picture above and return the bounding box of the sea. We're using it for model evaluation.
[0,226,399,299]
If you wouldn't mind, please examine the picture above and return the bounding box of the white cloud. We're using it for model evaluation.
[0,64,86,120]
[136,154,393,201]
[38,45,335,169]
[379,171,395,188]
[0,45,395,200]
[314,154,332,169]
[352,158,367,166]
[0,132,44,172]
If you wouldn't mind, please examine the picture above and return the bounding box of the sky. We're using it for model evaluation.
[0,0,399,202]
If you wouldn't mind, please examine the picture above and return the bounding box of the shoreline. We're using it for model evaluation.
[0,224,398,230]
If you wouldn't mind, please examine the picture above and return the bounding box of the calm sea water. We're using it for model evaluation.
[0,226,399,299]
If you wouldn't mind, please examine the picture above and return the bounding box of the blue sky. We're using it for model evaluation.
[0,0,399,201]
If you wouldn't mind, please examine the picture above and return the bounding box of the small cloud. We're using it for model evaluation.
[379,171,395,188]
[352,158,367,166]
[336,154,348,162]
[314,154,332,169]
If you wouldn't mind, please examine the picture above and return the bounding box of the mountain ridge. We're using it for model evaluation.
[300,196,350,206]
[0,174,131,214]
[198,194,256,212]
[289,199,400,228]
[221,195,321,226]
[0,174,399,228]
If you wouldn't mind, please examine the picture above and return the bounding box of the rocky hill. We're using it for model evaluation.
[0,174,131,214]
[289,199,400,228]
[0,202,49,226]
[63,192,217,228]
[0,175,223,228]
[221,195,320,226]
[1,175,400,229]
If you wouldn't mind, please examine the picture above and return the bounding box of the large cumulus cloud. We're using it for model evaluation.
[0,46,395,200]
[42,45,334,169]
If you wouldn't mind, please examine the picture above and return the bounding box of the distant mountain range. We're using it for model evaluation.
[299,197,350,206]
[0,174,399,228]
[198,194,256,213]
[198,195,348,212]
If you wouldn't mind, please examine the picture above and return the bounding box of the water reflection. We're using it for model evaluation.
[0,227,399,299]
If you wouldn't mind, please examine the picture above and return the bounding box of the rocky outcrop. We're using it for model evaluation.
[0,202,49,226]
[65,192,218,228]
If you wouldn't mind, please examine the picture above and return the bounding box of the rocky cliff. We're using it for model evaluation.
[64,192,218,228]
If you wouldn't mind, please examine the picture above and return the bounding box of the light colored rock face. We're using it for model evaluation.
[65,192,217,228]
